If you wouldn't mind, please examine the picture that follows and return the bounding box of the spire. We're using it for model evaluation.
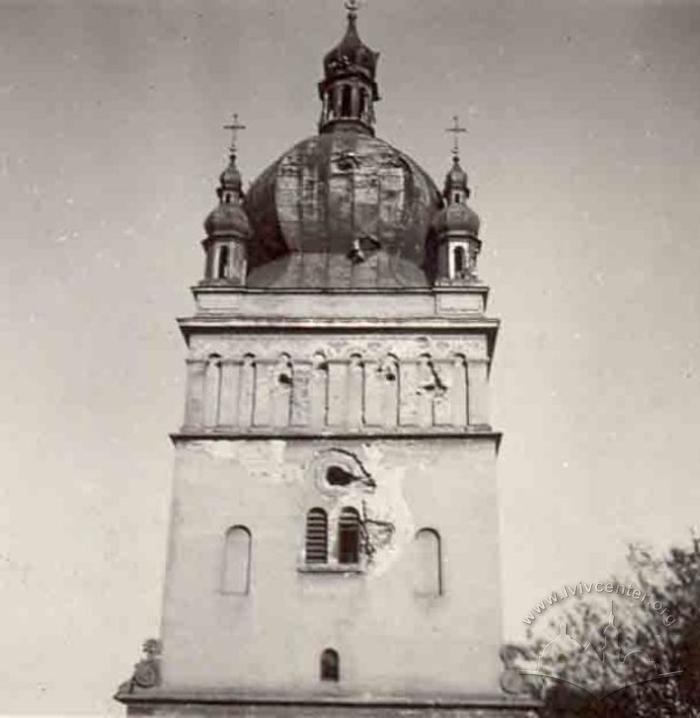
[318,1,380,135]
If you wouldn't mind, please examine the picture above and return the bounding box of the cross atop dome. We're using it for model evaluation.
[345,0,360,20]
[223,113,246,157]
[446,115,467,159]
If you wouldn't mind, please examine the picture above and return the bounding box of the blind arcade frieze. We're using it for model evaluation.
[182,350,491,432]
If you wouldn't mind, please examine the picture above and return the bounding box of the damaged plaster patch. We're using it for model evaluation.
[357,443,414,577]
[187,440,302,485]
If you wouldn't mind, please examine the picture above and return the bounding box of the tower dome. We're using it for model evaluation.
[432,202,481,238]
[244,2,441,289]
[244,132,441,289]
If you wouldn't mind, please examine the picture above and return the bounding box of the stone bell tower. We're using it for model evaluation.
[116,3,538,717]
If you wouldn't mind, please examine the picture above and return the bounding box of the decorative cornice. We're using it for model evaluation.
[177,315,500,360]
[191,285,491,297]
[177,315,500,333]
[170,428,502,451]
[115,687,540,711]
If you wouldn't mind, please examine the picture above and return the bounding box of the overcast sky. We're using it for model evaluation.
[1,0,700,713]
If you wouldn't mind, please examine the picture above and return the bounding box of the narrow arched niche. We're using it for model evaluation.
[414,528,442,596]
[221,526,251,595]
[203,354,222,427]
[320,648,339,681]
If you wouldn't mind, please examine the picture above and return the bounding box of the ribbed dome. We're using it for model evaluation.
[204,202,251,238]
[432,202,481,237]
[244,129,442,288]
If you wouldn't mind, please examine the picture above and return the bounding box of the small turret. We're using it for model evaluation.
[318,0,380,135]
[432,116,482,285]
[202,114,251,286]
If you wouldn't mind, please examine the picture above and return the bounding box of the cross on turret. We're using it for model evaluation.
[223,113,246,156]
[445,114,467,158]
[345,0,360,20]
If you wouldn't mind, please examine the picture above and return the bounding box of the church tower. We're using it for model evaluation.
[116,4,538,717]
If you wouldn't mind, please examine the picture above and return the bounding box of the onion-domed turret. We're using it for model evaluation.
[318,0,380,136]
[432,118,483,284]
[201,115,251,286]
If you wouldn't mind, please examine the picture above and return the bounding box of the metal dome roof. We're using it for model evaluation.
[432,202,481,238]
[244,128,442,288]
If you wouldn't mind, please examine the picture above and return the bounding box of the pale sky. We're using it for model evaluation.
[1,0,700,714]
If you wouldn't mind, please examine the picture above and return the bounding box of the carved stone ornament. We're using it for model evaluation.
[126,638,162,692]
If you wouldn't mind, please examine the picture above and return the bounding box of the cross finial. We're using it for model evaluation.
[345,0,360,20]
[223,113,246,156]
[445,114,467,159]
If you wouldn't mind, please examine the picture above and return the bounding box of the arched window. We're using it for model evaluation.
[338,507,361,564]
[341,85,353,117]
[217,245,230,279]
[358,88,367,119]
[414,528,442,596]
[221,526,251,594]
[453,246,466,276]
[320,648,339,681]
[305,508,328,564]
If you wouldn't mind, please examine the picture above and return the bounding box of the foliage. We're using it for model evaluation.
[513,536,700,717]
